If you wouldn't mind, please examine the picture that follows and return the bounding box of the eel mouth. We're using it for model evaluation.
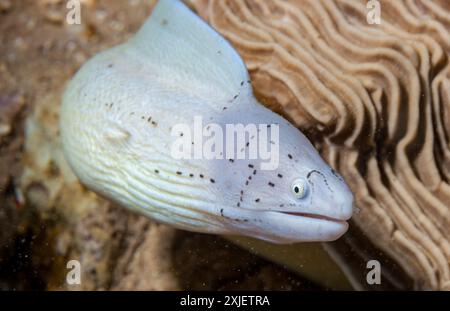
[277,211,348,223]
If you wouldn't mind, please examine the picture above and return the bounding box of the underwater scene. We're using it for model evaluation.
[0,0,449,293]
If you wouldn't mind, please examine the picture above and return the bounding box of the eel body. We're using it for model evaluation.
[60,0,353,243]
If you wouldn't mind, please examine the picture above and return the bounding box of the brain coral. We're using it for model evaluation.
[189,0,450,290]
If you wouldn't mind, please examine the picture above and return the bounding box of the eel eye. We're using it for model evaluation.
[291,179,308,199]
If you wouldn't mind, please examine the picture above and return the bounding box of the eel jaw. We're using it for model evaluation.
[246,210,350,244]
[279,211,351,222]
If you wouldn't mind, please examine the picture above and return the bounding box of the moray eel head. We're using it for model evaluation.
[60,0,354,244]
[212,107,354,243]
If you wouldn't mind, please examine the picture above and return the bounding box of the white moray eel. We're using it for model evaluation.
[60,0,353,244]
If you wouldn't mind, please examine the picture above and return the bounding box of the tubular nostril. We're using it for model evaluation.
[340,195,354,220]
[341,204,354,220]
[336,190,354,220]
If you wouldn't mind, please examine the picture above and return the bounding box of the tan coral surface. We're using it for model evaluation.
[189,0,450,290]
